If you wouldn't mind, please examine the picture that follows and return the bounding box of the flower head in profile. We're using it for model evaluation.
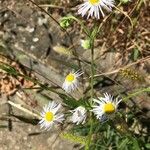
[78,0,115,19]
[62,70,83,93]
[39,101,64,130]
[70,106,87,125]
[91,93,122,121]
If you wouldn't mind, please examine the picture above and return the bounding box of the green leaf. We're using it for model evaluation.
[0,64,18,75]
[145,143,150,149]
[131,48,140,61]
[120,0,130,4]
[59,93,89,109]
[132,138,140,150]
[118,138,129,149]
[59,93,79,108]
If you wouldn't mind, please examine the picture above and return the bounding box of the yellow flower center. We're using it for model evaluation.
[89,0,100,5]
[104,103,115,114]
[45,112,54,122]
[66,73,75,82]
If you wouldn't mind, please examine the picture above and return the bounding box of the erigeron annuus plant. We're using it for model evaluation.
[38,0,123,149]
[28,0,149,150]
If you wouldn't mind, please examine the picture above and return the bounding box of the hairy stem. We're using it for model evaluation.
[85,37,95,150]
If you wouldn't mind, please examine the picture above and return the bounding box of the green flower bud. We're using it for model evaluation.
[81,39,91,50]
[60,17,72,28]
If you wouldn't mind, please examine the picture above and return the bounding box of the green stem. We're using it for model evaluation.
[85,23,99,150]
[85,38,95,150]
[90,40,95,100]
[123,87,150,102]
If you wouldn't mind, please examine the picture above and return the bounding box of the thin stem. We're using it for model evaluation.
[85,37,95,150]
[90,40,95,100]
[123,87,150,102]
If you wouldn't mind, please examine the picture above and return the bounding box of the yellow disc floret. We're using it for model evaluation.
[66,73,75,82]
[45,112,54,122]
[89,0,100,5]
[104,103,115,114]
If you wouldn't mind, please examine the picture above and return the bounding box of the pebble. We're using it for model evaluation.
[26,26,35,33]
[33,38,39,42]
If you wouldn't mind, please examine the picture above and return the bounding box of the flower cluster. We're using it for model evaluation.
[39,0,119,130]
[39,93,122,130]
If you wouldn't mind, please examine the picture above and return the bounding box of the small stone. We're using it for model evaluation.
[23,136,27,141]
[33,38,39,42]
[4,13,8,18]
[30,45,35,50]
[26,26,35,33]
[38,18,47,26]
[22,37,26,43]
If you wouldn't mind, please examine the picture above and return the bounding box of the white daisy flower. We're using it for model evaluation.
[91,93,122,121]
[62,70,83,93]
[39,101,64,130]
[78,0,115,19]
[70,106,87,125]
